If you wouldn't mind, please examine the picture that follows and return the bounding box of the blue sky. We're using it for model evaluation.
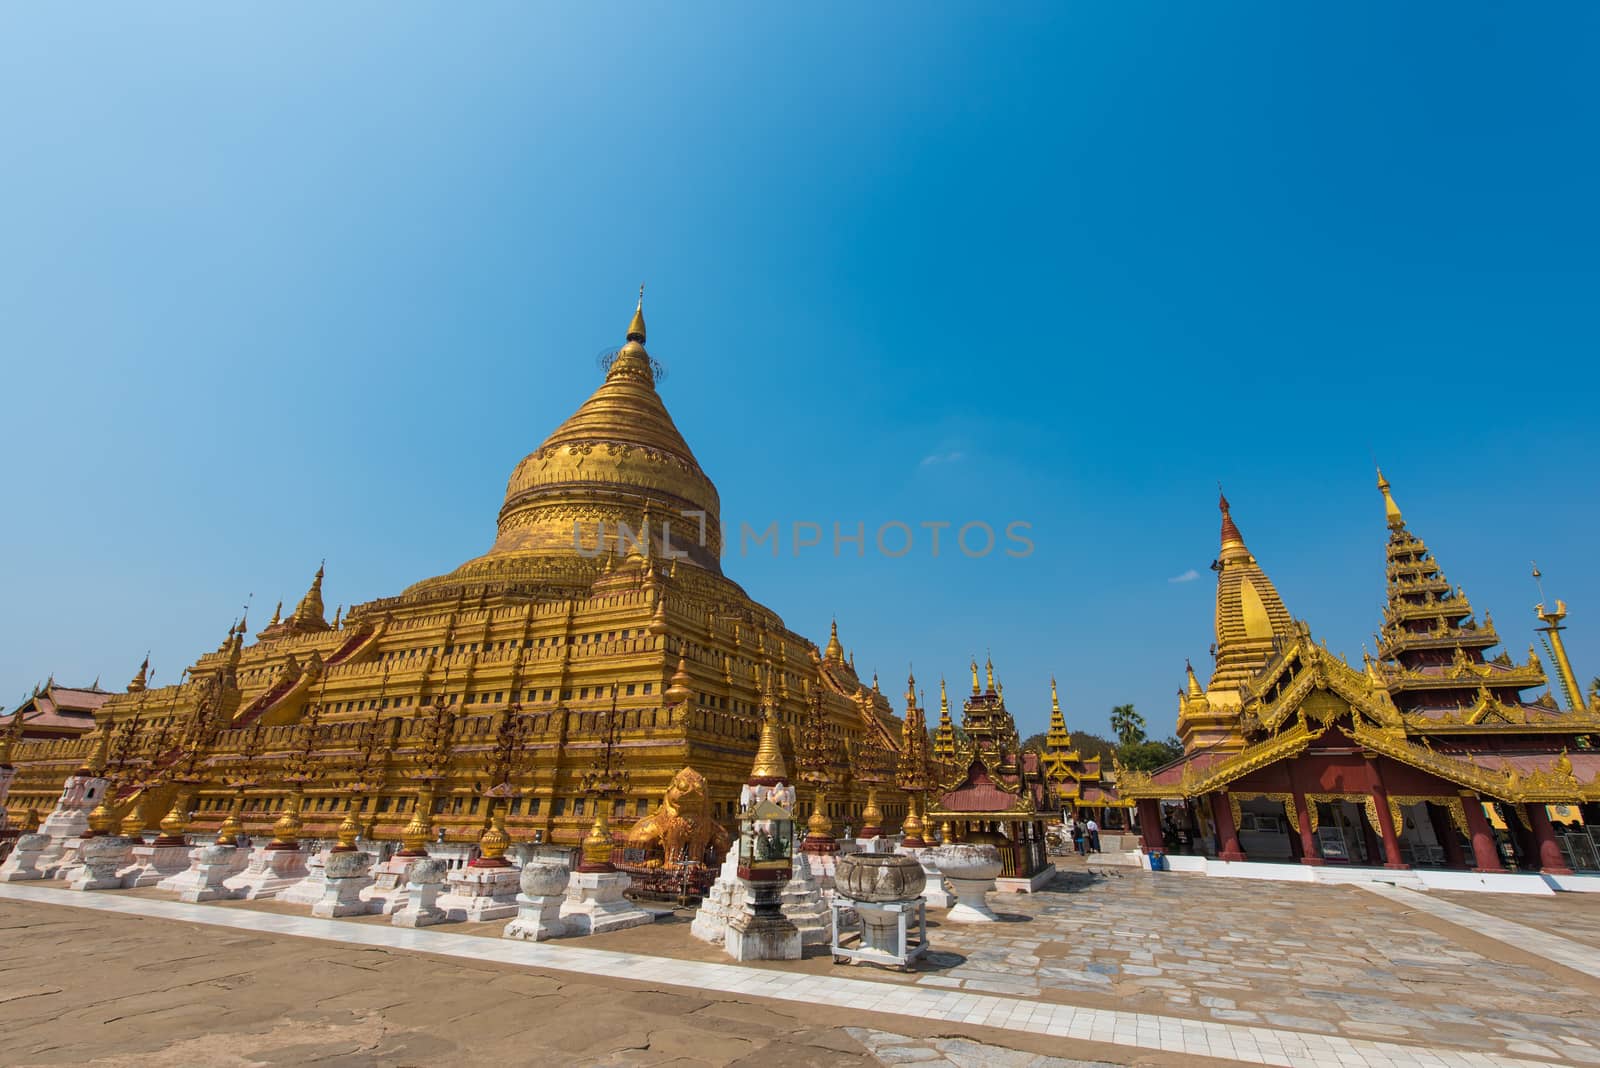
[3,5,1596,742]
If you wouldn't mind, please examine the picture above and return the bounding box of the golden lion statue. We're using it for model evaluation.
[625,766,730,868]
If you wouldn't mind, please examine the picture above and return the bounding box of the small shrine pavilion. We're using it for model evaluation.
[926,660,1056,890]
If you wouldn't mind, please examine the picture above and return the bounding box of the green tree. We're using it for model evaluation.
[1110,704,1146,747]
[1117,736,1183,772]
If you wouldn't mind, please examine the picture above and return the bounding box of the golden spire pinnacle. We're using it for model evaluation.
[749,673,787,782]
[824,619,843,661]
[871,671,880,695]
[666,649,693,703]
[939,677,950,718]
[627,283,646,343]
[1377,468,1404,530]
[970,659,981,695]
[127,655,149,694]
[1050,676,1062,714]
[268,601,282,626]
[985,656,995,694]
[331,605,342,629]
[291,562,328,629]
[1219,489,1246,551]
[1185,659,1204,698]
[905,668,917,708]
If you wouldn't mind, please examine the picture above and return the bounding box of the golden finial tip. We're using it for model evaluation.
[626,286,647,343]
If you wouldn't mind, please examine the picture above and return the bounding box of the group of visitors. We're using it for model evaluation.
[1068,816,1100,854]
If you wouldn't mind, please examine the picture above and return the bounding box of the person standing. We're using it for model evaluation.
[1086,817,1100,854]
[1071,820,1084,855]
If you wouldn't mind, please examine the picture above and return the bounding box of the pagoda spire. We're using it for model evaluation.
[932,677,956,759]
[823,619,843,662]
[985,656,995,694]
[1177,491,1294,754]
[1373,470,1544,715]
[127,655,149,694]
[290,562,329,631]
[627,283,646,343]
[1376,467,1404,530]
[1045,677,1073,750]
[749,673,788,783]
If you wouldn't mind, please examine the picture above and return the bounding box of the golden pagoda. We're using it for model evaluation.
[1,295,909,854]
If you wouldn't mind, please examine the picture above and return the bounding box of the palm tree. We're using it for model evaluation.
[1110,704,1146,747]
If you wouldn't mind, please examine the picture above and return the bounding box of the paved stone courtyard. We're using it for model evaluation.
[2,859,1599,1067]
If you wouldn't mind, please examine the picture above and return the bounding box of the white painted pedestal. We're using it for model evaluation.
[223,846,309,900]
[312,852,375,918]
[560,869,653,935]
[167,845,242,902]
[392,860,449,928]
[121,843,193,888]
[0,834,50,882]
[68,837,134,891]
[438,864,521,922]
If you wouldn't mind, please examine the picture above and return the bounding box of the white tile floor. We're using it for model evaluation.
[1359,883,1600,981]
[0,883,1570,1068]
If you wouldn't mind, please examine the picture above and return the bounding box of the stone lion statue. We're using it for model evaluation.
[625,766,730,868]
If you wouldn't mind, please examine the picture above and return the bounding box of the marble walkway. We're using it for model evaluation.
[0,882,1578,1068]
[1359,883,1600,981]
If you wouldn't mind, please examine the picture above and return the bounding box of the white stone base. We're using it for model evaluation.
[726,906,802,961]
[312,874,374,918]
[280,851,331,905]
[995,864,1056,893]
[945,876,999,923]
[121,844,193,889]
[68,838,134,891]
[503,892,567,941]
[0,835,49,882]
[364,855,422,915]
[690,849,741,944]
[392,877,447,928]
[223,847,309,900]
[438,864,521,922]
[168,846,243,902]
[778,853,832,946]
[560,869,653,935]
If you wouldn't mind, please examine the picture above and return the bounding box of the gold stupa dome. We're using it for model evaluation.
[410,290,724,593]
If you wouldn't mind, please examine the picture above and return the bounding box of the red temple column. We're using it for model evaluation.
[1526,804,1575,876]
[1293,791,1322,866]
[1460,792,1503,872]
[1137,798,1163,852]
[1210,791,1247,862]
[1365,758,1408,870]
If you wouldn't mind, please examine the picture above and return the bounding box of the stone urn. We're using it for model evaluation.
[408,858,448,886]
[931,844,1001,922]
[520,861,570,898]
[324,850,373,880]
[835,852,926,903]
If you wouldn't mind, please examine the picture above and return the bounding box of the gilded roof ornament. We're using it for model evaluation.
[749,680,788,783]
[127,655,149,694]
[824,619,843,662]
[1376,467,1404,530]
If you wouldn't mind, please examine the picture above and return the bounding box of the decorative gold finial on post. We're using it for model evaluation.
[215,788,245,846]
